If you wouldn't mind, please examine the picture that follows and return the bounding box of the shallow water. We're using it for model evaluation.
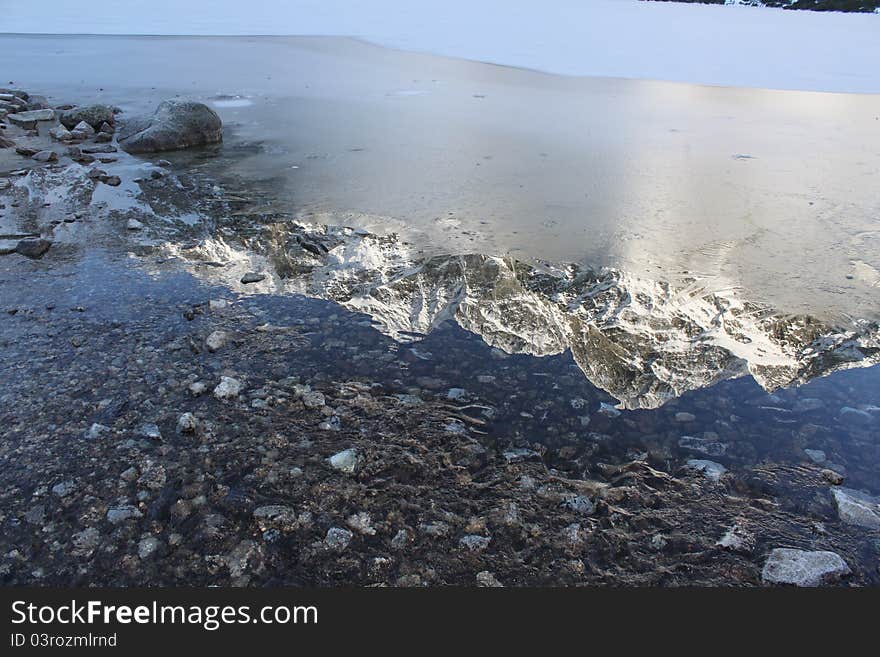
[4,34,880,324]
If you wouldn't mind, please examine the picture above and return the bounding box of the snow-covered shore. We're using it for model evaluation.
[3,0,879,93]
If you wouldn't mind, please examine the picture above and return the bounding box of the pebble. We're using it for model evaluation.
[302,390,325,408]
[686,459,727,482]
[675,412,696,422]
[328,448,359,473]
[205,330,228,352]
[138,536,161,559]
[213,376,242,400]
[459,534,491,551]
[346,512,376,536]
[476,571,504,587]
[85,423,110,440]
[176,412,197,434]
[106,505,143,524]
[126,218,144,231]
[51,480,77,497]
[324,527,353,551]
[240,272,266,284]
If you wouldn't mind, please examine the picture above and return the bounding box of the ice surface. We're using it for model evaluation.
[3,0,879,93]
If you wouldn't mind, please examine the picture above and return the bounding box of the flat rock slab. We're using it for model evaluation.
[762,548,850,587]
[119,100,222,154]
[832,487,880,529]
[7,109,55,126]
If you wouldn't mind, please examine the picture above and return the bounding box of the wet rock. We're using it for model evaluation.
[31,150,58,163]
[15,239,51,259]
[7,109,55,127]
[213,376,242,400]
[176,412,197,434]
[0,135,14,149]
[118,100,222,154]
[597,402,621,418]
[761,548,850,587]
[822,469,845,485]
[106,505,143,524]
[94,131,113,143]
[686,459,727,482]
[60,105,116,130]
[324,527,353,551]
[126,218,144,231]
[82,144,117,154]
[188,381,207,396]
[476,571,504,587]
[99,175,121,186]
[804,449,826,464]
[205,330,228,352]
[240,272,266,284]
[832,487,880,529]
[675,412,696,422]
[15,146,38,157]
[328,448,359,473]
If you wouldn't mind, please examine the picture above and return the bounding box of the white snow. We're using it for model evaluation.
[2,0,879,93]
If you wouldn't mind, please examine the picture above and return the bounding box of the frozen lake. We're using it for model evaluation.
[3,0,880,93]
[3,34,879,323]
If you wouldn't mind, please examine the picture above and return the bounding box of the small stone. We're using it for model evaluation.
[51,480,77,497]
[120,467,138,483]
[459,534,491,551]
[822,469,845,485]
[213,376,242,400]
[716,523,755,553]
[675,412,696,422]
[31,150,58,163]
[761,548,850,587]
[391,529,409,549]
[240,272,266,284]
[561,495,596,515]
[176,412,197,433]
[328,448,359,473]
[126,218,144,231]
[597,402,621,418]
[302,390,325,408]
[205,330,228,352]
[94,131,113,143]
[209,299,228,311]
[106,505,143,524]
[15,239,51,259]
[346,512,376,536]
[85,423,110,440]
[686,459,727,482]
[71,528,101,557]
[138,536,161,559]
[73,120,96,137]
[188,381,207,396]
[476,571,504,587]
[99,174,121,186]
[325,527,353,551]
[253,505,298,531]
[804,449,826,464]
[49,124,72,141]
[502,448,541,463]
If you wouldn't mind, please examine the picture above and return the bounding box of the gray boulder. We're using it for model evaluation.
[7,109,55,127]
[761,548,850,587]
[60,104,116,130]
[118,100,221,154]
[832,487,880,529]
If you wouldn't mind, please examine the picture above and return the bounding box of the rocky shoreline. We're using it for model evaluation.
[1,86,879,586]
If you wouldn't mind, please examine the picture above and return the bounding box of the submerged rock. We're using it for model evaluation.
[832,487,880,529]
[119,100,222,154]
[15,239,51,259]
[761,548,850,587]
